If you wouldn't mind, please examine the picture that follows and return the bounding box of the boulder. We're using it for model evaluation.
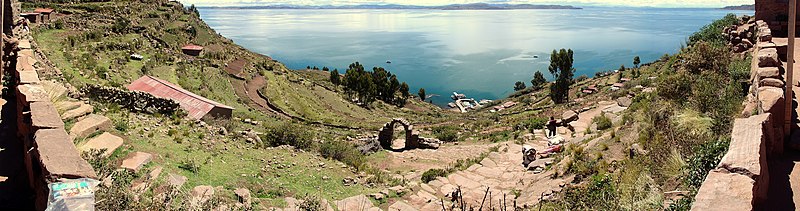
[758,30,772,42]
[616,96,632,107]
[691,170,754,211]
[79,132,123,158]
[561,110,579,123]
[759,78,785,88]
[234,188,251,206]
[757,48,780,68]
[741,39,753,48]
[120,152,153,173]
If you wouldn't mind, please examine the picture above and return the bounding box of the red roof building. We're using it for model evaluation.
[127,75,233,120]
[34,8,55,23]
[181,44,204,56]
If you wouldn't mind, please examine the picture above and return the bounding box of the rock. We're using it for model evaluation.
[69,114,112,139]
[33,129,97,179]
[61,103,94,120]
[758,30,772,42]
[719,114,771,201]
[190,185,215,207]
[616,96,632,107]
[759,78,785,88]
[757,48,780,68]
[741,39,753,48]
[755,67,782,80]
[561,110,579,123]
[30,102,64,129]
[334,194,375,211]
[628,143,647,158]
[234,188,251,206]
[389,200,418,211]
[167,173,187,189]
[120,152,153,173]
[79,132,123,158]
[757,87,784,115]
[370,192,384,200]
[691,170,754,211]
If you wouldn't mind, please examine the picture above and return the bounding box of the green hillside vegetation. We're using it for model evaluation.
[26,0,452,209]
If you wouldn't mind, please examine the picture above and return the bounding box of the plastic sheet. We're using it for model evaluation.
[46,178,99,211]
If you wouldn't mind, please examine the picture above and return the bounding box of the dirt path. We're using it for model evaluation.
[243,75,292,119]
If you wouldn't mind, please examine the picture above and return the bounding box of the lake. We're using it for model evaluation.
[198,7,752,105]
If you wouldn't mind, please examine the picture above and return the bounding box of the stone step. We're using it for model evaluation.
[55,101,82,112]
[388,200,418,211]
[69,114,111,139]
[79,132,123,158]
[61,103,93,121]
[120,152,152,173]
[167,173,187,189]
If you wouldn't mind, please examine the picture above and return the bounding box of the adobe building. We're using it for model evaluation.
[756,0,798,37]
[127,75,233,120]
[33,8,53,23]
[181,44,203,56]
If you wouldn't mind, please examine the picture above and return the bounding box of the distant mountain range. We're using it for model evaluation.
[721,4,754,10]
[199,3,581,10]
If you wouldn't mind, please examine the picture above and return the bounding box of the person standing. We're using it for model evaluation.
[546,117,557,138]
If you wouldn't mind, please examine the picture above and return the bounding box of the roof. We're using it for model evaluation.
[182,44,204,51]
[34,8,54,13]
[127,75,233,120]
[21,13,40,16]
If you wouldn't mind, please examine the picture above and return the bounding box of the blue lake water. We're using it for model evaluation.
[198,7,752,105]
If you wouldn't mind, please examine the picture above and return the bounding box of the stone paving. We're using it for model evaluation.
[79,132,123,158]
[69,114,111,139]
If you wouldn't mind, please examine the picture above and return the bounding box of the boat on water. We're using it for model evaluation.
[386,60,392,64]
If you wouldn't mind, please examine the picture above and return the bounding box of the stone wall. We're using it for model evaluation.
[692,19,784,211]
[81,84,181,115]
[12,41,97,210]
[755,0,796,37]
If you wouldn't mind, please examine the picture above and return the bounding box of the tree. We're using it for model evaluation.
[399,82,410,105]
[418,88,427,101]
[531,71,547,89]
[633,56,641,68]
[618,65,625,72]
[514,81,527,91]
[548,49,575,104]
[329,69,340,85]
[322,67,329,71]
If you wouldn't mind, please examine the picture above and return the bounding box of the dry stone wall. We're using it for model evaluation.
[692,19,784,211]
[81,84,181,115]
[377,118,442,150]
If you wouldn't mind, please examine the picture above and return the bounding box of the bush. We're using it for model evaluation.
[688,14,738,46]
[261,123,314,150]
[432,126,459,142]
[421,168,447,183]
[114,120,129,132]
[684,138,730,188]
[592,114,612,130]
[320,140,365,169]
[522,117,547,133]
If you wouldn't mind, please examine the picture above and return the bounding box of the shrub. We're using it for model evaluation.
[299,195,323,211]
[114,120,129,132]
[320,140,365,169]
[688,14,738,46]
[421,168,447,183]
[432,126,459,142]
[593,114,612,131]
[261,123,314,150]
[523,117,548,133]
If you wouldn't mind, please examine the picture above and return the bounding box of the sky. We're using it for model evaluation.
[178,0,755,8]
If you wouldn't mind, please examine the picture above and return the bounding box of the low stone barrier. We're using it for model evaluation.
[693,18,784,211]
[10,41,96,210]
[80,84,181,115]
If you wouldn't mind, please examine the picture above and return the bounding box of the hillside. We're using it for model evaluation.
[18,0,754,210]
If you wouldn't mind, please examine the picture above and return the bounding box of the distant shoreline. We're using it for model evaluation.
[197,3,582,10]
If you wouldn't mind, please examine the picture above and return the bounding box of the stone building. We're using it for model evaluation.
[181,44,203,56]
[756,0,797,37]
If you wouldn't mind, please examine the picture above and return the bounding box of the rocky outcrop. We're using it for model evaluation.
[377,118,442,150]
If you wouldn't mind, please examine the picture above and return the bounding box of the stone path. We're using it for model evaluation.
[79,132,123,158]
[69,114,111,139]
[120,152,152,173]
[397,139,569,210]
[60,102,93,121]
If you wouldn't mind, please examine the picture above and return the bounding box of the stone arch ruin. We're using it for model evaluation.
[377,118,441,150]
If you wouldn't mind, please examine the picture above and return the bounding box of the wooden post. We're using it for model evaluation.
[788,0,797,134]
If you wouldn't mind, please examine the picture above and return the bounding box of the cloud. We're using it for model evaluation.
[178,0,755,7]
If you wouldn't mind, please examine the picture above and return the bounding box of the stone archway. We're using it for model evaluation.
[377,118,440,151]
